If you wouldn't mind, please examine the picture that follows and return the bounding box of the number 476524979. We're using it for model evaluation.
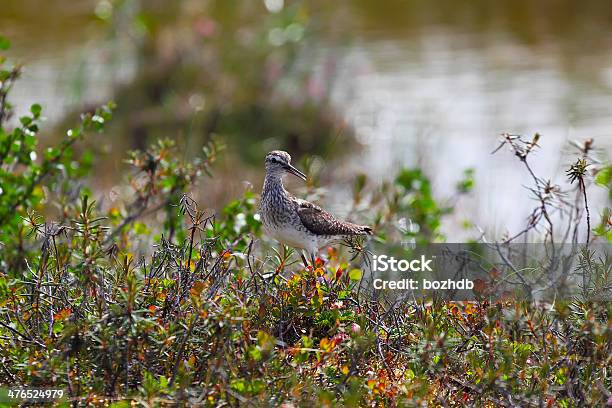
[6,388,64,401]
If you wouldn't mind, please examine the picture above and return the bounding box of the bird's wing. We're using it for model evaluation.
[296,199,370,236]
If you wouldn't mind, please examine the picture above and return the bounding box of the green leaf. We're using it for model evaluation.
[349,269,362,281]
[248,346,262,361]
[30,103,42,118]
[109,401,131,408]
[595,166,612,187]
[133,222,151,235]
[457,168,475,193]
[0,36,10,50]
[230,378,265,395]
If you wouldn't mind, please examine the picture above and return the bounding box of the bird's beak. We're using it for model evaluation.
[285,163,307,181]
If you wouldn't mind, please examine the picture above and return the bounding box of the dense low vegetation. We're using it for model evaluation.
[1,37,611,407]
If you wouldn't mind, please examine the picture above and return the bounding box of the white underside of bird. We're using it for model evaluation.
[263,223,326,256]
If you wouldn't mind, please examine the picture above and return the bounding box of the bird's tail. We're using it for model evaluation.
[360,225,373,235]
[346,223,373,235]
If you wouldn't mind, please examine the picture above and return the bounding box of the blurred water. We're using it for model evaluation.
[326,30,612,240]
[10,42,136,124]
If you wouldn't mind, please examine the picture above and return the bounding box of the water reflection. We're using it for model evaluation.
[328,31,612,238]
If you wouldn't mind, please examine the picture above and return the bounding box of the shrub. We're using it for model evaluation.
[0,37,610,407]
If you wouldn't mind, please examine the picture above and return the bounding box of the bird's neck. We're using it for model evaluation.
[263,173,287,197]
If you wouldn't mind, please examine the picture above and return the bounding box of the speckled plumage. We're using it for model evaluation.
[259,150,372,258]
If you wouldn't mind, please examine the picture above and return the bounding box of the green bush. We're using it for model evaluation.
[0,37,610,407]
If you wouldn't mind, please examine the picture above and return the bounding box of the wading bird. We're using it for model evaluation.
[259,150,372,266]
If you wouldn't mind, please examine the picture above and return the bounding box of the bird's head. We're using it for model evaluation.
[264,150,307,181]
